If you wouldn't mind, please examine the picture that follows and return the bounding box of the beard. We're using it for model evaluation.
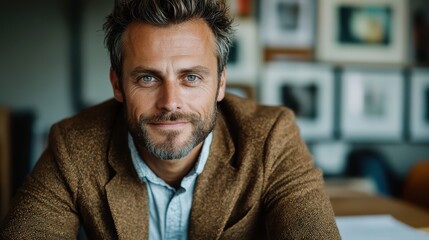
[127,104,218,161]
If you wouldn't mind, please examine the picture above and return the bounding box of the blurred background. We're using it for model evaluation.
[1,0,429,220]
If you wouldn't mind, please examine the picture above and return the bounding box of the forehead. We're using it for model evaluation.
[122,19,218,63]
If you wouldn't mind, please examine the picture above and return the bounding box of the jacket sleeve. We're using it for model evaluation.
[0,124,80,239]
[262,109,341,239]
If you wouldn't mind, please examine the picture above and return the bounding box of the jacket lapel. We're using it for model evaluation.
[105,112,149,240]
[189,113,239,239]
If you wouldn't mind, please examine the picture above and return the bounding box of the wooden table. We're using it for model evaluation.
[327,187,429,229]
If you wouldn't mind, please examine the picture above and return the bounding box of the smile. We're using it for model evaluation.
[149,121,189,130]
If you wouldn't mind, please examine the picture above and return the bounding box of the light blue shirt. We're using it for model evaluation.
[128,132,213,240]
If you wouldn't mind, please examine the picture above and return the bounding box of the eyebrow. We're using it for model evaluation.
[130,65,211,78]
[130,67,162,78]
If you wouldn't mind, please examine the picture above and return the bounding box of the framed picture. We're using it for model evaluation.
[226,18,259,85]
[410,69,429,142]
[260,0,316,48]
[412,6,429,64]
[311,142,350,175]
[261,62,335,141]
[317,0,409,65]
[226,83,256,100]
[226,0,253,17]
[340,68,404,141]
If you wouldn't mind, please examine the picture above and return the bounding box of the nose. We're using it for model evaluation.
[156,81,183,112]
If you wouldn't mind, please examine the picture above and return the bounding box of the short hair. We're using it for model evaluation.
[103,0,234,79]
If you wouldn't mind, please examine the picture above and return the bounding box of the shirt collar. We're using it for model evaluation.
[128,132,213,189]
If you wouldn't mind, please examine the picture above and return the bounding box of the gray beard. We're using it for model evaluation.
[128,105,217,160]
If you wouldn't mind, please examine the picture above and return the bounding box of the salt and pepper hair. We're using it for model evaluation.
[103,0,234,80]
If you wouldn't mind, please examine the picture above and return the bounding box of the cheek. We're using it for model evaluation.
[190,83,219,110]
[190,94,217,119]
[123,89,152,119]
[190,80,219,99]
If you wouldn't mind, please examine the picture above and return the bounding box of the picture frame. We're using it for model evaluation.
[260,0,316,49]
[340,68,404,141]
[317,0,409,65]
[261,62,335,141]
[410,69,429,142]
[226,0,253,17]
[412,6,429,65]
[226,18,260,85]
[311,142,350,176]
[226,83,256,100]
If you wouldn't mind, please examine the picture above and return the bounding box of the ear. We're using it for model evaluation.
[110,67,124,102]
[216,68,226,102]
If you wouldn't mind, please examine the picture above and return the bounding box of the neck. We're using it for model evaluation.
[137,143,203,189]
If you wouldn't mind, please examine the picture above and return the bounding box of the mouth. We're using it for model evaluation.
[148,121,189,130]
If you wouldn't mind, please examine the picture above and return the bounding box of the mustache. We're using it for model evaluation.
[139,112,200,124]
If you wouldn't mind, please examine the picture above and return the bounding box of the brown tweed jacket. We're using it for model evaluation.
[0,94,340,239]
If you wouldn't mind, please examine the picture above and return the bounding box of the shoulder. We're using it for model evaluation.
[218,93,296,137]
[47,99,123,172]
[54,99,122,133]
[216,93,301,169]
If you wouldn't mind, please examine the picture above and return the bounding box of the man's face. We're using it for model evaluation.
[110,19,226,160]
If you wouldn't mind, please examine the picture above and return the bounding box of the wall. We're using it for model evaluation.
[0,0,72,165]
[81,0,113,105]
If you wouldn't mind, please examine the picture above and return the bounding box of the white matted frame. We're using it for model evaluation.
[260,0,315,48]
[340,68,404,141]
[261,62,334,141]
[226,18,259,85]
[410,69,429,142]
[226,83,256,100]
[317,0,408,65]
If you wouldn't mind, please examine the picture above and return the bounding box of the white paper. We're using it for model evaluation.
[336,215,429,240]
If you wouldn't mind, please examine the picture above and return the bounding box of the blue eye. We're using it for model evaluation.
[185,75,199,82]
[140,75,154,82]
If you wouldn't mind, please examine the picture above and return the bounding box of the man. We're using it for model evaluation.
[0,0,340,239]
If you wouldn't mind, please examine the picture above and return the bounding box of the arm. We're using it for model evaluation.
[262,109,340,239]
[0,124,80,239]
